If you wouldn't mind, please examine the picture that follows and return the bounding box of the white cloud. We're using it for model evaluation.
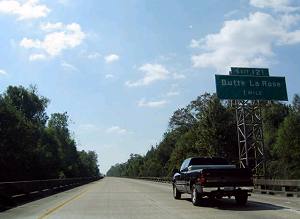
[166,91,180,97]
[0,0,50,20]
[106,126,127,134]
[190,39,202,48]
[105,74,115,79]
[61,61,78,72]
[172,72,185,79]
[138,98,167,108]
[126,64,170,87]
[29,53,46,61]
[104,54,119,63]
[20,22,85,58]
[224,10,239,18]
[87,52,101,59]
[250,0,300,12]
[0,69,7,75]
[40,22,64,31]
[279,14,300,28]
[191,12,300,72]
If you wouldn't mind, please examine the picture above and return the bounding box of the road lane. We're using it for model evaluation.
[1,177,300,219]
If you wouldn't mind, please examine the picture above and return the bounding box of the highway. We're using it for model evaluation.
[1,177,300,219]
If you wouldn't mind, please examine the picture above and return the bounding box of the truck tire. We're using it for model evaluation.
[191,185,201,206]
[235,191,248,206]
[173,184,181,199]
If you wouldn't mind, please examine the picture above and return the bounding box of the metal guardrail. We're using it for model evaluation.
[137,177,300,197]
[138,177,171,184]
[0,176,102,209]
[253,178,300,197]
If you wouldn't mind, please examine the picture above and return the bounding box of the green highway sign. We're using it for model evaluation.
[230,67,269,76]
[215,75,288,101]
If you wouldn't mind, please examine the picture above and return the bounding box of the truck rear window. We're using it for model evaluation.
[189,157,229,165]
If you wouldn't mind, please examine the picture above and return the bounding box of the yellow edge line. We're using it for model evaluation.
[38,183,95,219]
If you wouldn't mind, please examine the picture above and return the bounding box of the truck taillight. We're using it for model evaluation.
[197,175,206,184]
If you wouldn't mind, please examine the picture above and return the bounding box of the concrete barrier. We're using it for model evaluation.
[253,178,300,197]
[0,176,103,210]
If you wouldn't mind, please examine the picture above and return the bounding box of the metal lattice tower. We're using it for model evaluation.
[233,100,265,176]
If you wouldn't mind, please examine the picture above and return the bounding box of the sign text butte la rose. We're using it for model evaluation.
[215,75,288,101]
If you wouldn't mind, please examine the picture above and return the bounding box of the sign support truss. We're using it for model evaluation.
[232,100,265,176]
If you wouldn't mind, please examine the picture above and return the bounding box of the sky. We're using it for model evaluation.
[1,0,300,173]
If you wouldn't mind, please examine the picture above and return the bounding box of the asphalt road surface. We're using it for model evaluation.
[1,177,300,219]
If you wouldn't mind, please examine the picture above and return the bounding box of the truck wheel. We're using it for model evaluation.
[173,184,181,199]
[235,192,248,206]
[191,185,201,206]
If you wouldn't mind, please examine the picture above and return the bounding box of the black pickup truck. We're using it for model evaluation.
[172,157,253,206]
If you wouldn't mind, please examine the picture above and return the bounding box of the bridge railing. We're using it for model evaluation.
[137,177,300,197]
[0,176,102,209]
[253,178,300,197]
[138,177,171,184]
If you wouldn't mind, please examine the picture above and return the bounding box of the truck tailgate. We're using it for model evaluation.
[201,168,253,187]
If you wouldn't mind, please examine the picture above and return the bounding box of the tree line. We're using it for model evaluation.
[0,85,100,181]
[107,93,300,179]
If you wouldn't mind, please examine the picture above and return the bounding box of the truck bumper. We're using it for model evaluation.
[195,185,253,197]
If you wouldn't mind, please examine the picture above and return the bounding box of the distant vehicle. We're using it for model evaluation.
[172,157,253,206]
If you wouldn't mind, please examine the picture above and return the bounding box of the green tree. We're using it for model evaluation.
[262,102,289,162]
[48,112,80,178]
[292,94,300,112]
[168,129,199,173]
[107,92,300,180]
[194,95,238,162]
[3,85,49,125]
[78,150,100,177]
[0,85,100,181]
[272,112,300,178]
[0,87,46,180]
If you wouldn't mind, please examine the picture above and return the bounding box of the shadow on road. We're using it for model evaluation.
[181,197,286,211]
